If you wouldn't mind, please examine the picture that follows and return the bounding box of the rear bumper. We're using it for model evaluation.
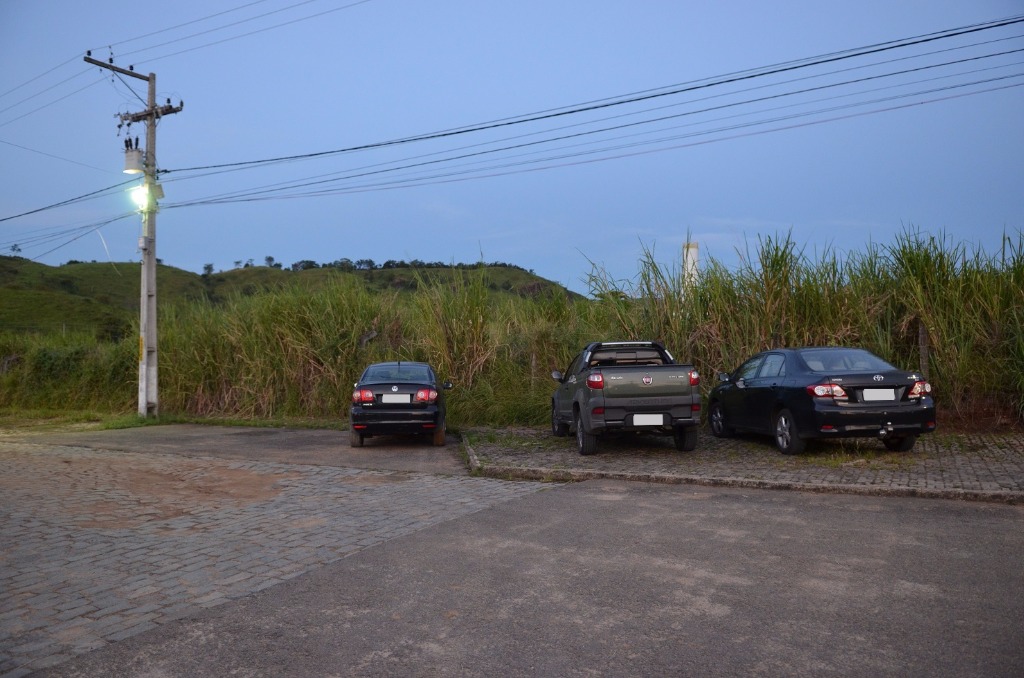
[588,404,701,434]
[350,406,441,436]
[805,400,936,438]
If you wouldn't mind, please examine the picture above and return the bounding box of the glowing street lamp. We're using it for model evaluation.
[130,183,148,210]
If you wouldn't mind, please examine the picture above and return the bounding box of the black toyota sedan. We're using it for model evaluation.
[707,347,936,454]
[349,361,452,447]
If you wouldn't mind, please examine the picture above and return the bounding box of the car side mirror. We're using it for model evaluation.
[551,370,563,382]
[717,372,731,383]
[442,381,453,390]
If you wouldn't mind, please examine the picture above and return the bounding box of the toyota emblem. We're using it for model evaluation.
[873,375,884,382]
[643,375,653,385]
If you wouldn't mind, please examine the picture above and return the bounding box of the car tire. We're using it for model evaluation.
[674,426,698,452]
[883,434,917,452]
[432,418,447,447]
[551,403,569,437]
[349,427,364,448]
[709,401,734,438]
[774,409,805,455]
[575,411,598,456]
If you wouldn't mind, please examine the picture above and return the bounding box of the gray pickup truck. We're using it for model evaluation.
[550,341,701,455]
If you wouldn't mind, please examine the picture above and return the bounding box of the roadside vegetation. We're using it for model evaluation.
[1,230,1021,429]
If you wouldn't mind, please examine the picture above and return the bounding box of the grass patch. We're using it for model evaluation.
[0,408,111,433]
[789,439,921,469]
[464,427,567,452]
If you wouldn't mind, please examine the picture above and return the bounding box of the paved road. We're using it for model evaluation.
[1,425,1023,677]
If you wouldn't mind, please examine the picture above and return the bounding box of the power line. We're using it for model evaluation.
[157,47,1024,206]
[162,14,1024,174]
[0,179,137,223]
[6,13,1022,258]
[0,138,114,173]
[166,76,1023,206]
[114,0,376,65]
[0,0,377,125]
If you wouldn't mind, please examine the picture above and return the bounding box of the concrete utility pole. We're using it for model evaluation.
[84,55,183,417]
[683,242,699,288]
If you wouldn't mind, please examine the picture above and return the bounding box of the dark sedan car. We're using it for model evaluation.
[708,347,936,454]
[349,361,452,447]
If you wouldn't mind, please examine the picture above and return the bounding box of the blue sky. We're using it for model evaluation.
[2,1,1022,294]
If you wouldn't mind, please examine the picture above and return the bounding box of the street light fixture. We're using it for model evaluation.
[130,184,148,210]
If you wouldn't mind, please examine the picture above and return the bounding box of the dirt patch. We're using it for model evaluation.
[0,445,298,529]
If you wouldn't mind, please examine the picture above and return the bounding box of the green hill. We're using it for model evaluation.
[0,256,576,338]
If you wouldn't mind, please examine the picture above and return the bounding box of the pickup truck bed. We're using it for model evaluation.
[551,341,701,455]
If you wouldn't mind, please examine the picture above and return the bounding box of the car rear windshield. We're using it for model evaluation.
[362,364,433,384]
[588,349,666,367]
[798,348,896,373]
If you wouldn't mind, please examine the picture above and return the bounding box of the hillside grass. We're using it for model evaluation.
[1,230,1021,429]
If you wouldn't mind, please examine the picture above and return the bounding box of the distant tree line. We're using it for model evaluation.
[211,257,533,274]
[56,256,533,276]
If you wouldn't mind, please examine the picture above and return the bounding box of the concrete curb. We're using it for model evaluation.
[462,436,1024,505]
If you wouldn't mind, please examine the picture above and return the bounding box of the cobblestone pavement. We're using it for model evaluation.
[2,427,1022,676]
[466,427,1024,503]
[0,441,550,677]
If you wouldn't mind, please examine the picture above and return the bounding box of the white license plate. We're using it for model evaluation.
[381,394,410,404]
[862,389,896,402]
[633,414,664,426]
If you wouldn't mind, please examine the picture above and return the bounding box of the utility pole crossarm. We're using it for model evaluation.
[120,102,184,125]
[83,55,149,81]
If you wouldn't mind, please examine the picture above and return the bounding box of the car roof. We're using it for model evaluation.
[757,347,870,354]
[366,361,431,368]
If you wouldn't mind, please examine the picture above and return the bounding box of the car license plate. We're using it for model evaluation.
[381,394,410,404]
[862,389,896,402]
[633,414,664,426]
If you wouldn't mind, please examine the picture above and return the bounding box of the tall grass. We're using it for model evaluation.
[0,330,135,411]
[160,276,400,418]
[2,230,1021,426]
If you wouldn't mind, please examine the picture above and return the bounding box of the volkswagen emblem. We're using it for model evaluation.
[873,375,885,382]
[391,385,399,392]
[643,375,653,385]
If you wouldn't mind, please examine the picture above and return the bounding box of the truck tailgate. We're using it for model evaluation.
[601,366,693,400]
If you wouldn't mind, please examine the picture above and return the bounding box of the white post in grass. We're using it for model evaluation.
[683,242,699,289]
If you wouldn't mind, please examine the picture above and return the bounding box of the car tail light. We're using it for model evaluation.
[587,372,604,389]
[352,389,374,403]
[689,370,700,386]
[415,388,439,403]
[806,383,847,399]
[591,407,605,416]
[908,381,932,398]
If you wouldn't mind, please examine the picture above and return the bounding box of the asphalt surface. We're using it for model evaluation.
[1,424,1022,677]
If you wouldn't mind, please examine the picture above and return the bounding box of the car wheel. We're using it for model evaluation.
[575,411,598,456]
[349,427,364,448]
[551,403,569,437]
[773,409,805,455]
[709,401,734,438]
[883,435,917,452]
[674,426,698,452]
[432,418,446,447]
